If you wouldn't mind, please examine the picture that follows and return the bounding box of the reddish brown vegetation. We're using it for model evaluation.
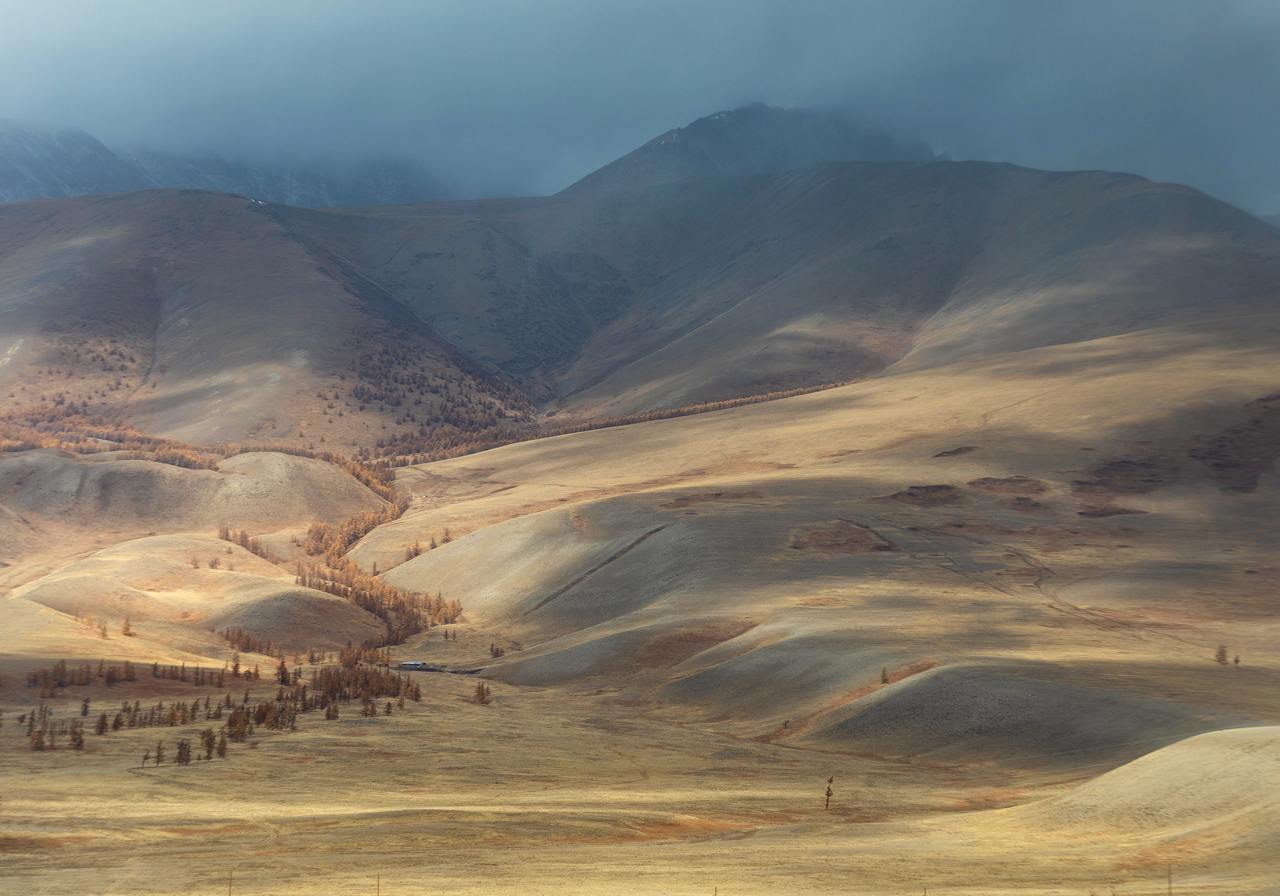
[302,501,408,566]
[879,484,964,507]
[295,559,460,646]
[790,520,897,554]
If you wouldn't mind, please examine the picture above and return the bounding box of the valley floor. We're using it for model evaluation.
[2,652,1276,896]
[5,319,1280,894]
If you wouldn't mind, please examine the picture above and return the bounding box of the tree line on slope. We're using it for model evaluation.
[364,378,852,467]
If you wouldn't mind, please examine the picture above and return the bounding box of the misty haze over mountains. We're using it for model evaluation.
[0,119,445,207]
[5,1,1279,212]
[0,105,938,207]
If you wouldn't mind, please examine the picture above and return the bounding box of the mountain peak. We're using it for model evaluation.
[565,104,937,193]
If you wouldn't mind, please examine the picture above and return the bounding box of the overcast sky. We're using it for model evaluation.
[3,0,1278,209]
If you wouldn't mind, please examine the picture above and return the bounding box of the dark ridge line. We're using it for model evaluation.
[524,525,669,616]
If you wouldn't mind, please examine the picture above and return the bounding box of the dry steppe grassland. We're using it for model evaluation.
[2,110,1280,894]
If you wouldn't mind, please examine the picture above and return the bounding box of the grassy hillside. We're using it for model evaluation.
[5,161,1277,454]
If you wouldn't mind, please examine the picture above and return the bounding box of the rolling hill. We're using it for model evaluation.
[360,307,1280,768]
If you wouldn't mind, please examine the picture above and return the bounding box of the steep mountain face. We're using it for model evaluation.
[3,107,1279,450]
[0,190,528,448]
[1264,213,1280,229]
[0,121,149,202]
[280,161,1280,418]
[0,121,445,207]
[566,103,938,194]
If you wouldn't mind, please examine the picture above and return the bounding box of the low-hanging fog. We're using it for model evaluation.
[2,0,1278,210]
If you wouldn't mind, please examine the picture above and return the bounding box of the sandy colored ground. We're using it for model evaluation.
[2,653,1276,896]
[3,314,1280,893]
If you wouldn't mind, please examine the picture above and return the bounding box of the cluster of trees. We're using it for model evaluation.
[220,661,421,739]
[25,659,269,699]
[215,525,278,563]
[339,334,528,436]
[313,660,422,704]
[219,510,460,652]
[93,694,245,736]
[150,661,235,686]
[301,500,408,566]
[20,704,86,751]
[218,627,280,657]
[402,529,452,562]
[72,613,112,639]
[0,414,218,469]
[15,645,433,759]
[143,730,226,766]
[26,660,139,694]
[296,559,460,645]
[0,330,148,445]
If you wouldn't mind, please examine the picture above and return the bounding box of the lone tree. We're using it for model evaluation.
[473,682,492,705]
[1216,645,1230,665]
[825,776,834,810]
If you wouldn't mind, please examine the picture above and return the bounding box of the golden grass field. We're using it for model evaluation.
[4,310,1280,894]
[1,655,1276,896]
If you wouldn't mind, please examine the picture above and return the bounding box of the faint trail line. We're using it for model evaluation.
[977,385,1071,429]
[525,525,668,615]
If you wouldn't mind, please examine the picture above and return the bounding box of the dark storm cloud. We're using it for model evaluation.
[3,0,1278,208]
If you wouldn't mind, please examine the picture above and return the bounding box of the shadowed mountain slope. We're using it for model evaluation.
[4,108,1279,447]
[0,190,530,447]
[564,103,937,194]
[280,161,1280,420]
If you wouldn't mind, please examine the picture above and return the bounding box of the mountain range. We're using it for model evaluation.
[0,119,445,207]
[3,105,1278,457]
[2,102,1280,893]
